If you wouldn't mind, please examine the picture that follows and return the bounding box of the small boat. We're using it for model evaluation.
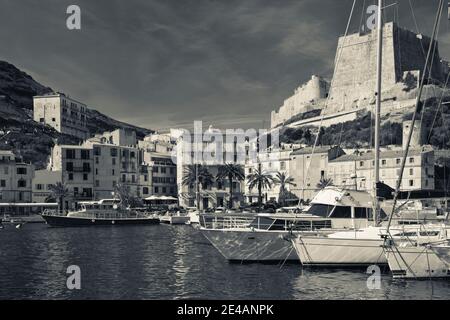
[41,199,159,227]
[159,212,190,225]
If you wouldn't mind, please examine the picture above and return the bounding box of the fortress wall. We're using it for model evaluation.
[327,23,398,114]
[395,27,444,83]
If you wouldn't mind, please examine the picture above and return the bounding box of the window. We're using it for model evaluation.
[83,174,88,181]
[0,180,5,187]
[409,168,413,176]
[112,158,116,165]
[52,117,56,122]
[112,169,115,176]
[425,179,429,187]
[94,147,101,156]
[396,158,400,164]
[18,179,26,188]
[132,175,136,183]
[143,187,149,195]
[153,167,158,173]
[130,151,135,158]
[409,180,414,187]
[162,187,167,193]
[83,163,90,172]
[409,157,414,163]
[39,118,44,123]
[280,161,286,170]
[161,167,166,174]
[66,162,73,171]
[154,186,159,193]
[95,168,98,175]
[95,157,99,164]
[359,161,364,167]
[382,159,386,165]
[122,174,126,182]
[110,148,117,157]
[144,175,148,182]
[81,150,90,159]
[68,173,73,180]
[95,180,100,187]
[36,184,43,190]
[17,167,27,175]
[3,167,8,175]
[66,149,75,159]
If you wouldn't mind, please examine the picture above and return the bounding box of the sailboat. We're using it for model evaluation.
[380,0,450,279]
[291,0,450,269]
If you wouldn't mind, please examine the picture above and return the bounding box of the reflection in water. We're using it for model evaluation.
[0,223,449,299]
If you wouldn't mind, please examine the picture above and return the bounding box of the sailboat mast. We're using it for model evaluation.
[374,0,383,223]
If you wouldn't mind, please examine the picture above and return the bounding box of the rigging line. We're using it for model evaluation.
[419,2,443,128]
[359,0,366,33]
[426,71,450,144]
[299,0,357,201]
[387,0,444,234]
[408,0,426,57]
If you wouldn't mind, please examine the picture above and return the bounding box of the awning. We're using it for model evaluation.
[144,195,178,201]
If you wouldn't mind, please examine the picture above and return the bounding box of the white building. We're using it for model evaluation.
[33,92,89,140]
[32,170,62,203]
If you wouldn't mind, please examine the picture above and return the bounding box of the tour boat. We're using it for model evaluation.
[41,199,160,227]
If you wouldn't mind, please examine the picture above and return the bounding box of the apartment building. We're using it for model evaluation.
[328,146,435,192]
[33,92,88,140]
[48,144,94,208]
[175,127,247,209]
[0,150,35,214]
[289,146,345,201]
[92,128,137,147]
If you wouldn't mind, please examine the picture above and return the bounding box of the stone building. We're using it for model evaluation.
[33,92,88,140]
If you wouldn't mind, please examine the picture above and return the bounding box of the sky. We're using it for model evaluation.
[1,0,449,131]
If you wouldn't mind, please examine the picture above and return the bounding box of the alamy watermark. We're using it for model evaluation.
[171,121,280,166]
[366,265,381,290]
[66,265,81,290]
[66,5,81,30]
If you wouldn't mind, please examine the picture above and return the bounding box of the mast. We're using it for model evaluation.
[373,0,383,224]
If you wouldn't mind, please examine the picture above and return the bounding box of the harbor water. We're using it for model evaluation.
[0,223,449,300]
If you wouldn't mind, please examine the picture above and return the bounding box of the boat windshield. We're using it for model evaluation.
[307,204,387,219]
[307,204,334,217]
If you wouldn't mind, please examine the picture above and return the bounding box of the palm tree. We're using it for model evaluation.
[247,168,274,211]
[316,177,333,189]
[216,163,245,209]
[273,172,296,206]
[48,182,69,213]
[182,164,214,210]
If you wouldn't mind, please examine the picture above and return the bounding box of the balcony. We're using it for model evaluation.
[67,167,91,173]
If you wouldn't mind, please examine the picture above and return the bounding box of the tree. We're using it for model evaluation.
[247,168,274,211]
[272,172,296,206]
[216,163,245,209]
[316,177,333,189]
[48,182,69,213]
[182,164,214,210]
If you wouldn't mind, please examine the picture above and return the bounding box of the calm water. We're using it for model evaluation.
[0,223,449,300]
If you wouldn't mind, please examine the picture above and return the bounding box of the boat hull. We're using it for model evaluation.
[385,244,450,279]
[200,228,298,262]
[292,236,387,266]
[431,245,450,268]
[42,214,160,227]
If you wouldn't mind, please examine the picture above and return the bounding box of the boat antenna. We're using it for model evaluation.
[386,0,444,233]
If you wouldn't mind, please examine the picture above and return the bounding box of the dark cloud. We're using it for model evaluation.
[0,0,447,130]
